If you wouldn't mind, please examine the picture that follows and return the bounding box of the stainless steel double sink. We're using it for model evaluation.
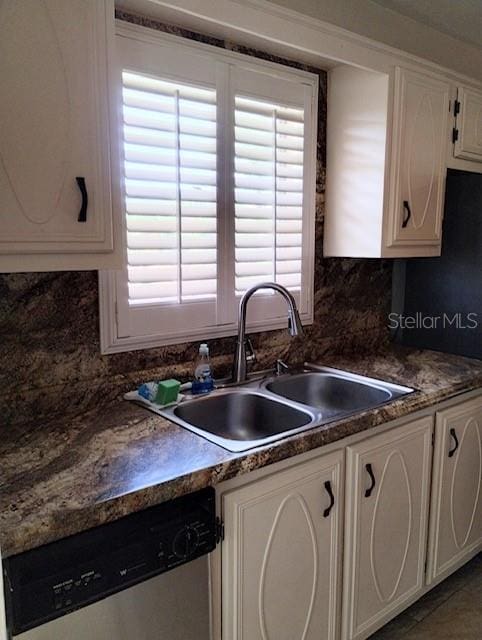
[156,365,414,452]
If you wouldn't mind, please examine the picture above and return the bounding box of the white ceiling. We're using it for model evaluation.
[371,0,482,48]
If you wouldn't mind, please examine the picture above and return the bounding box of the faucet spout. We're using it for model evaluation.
[232,282,304,384]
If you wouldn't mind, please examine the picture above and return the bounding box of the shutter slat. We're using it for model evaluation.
[128,281,179,302]
[180,150,216,170]
[124,106,176,132]
[277,148,304,164]
[235,142,274,161]
[277,273,301,287]
[236,247,274,261]
[128,264,178,283]
[276,233,302,247]
[276,246,302,260]
[235,158,274,175]
[182,233,217,249]
[123,72,215,103]
[235,218,274,233]
[236,233,273,248]
[276,177,303,192]
[276,259,302,274]
[127,215,177,233]
[125,161,177,182]
[235,126,273,146]
[235,188,274,205]
[236,173,273,190]
[277,162,303,178]
[276,133,304,150]
[277,119,304,136]
[277,219,303,233]
[123,88,175,114]
[128,249,178,266]
[180,134,216,153]
[235,204,274,219]
[125,142,176,166]
[125,126,176,149]
[127,232,177,250]
[276,206,302,219]
[182,263,217,279]
[236,261,273,276]
[235,110,273,131]
[182,217,217,233]
[126,198,177,215]
[179,117,216,137]
[277,191,303,206]
[182,248,217,264]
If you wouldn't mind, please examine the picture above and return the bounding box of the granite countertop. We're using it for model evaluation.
[1,346,482,558]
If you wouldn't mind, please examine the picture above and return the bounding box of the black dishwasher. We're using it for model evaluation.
[3,487,218,635]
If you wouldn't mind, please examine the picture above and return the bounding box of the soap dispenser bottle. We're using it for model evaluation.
[192,343,214,395]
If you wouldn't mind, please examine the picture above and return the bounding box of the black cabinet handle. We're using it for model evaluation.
[448,428,459,457]
[323,480,335,518]
[365,463,376,498]
[402,200,411,228]
[76,176,88,222]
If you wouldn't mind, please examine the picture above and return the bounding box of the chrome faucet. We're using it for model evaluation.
[232,282,304,383]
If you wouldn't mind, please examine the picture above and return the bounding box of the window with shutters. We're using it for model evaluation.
[99,22,318,353]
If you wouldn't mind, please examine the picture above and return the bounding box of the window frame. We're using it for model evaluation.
[99,20,318,354]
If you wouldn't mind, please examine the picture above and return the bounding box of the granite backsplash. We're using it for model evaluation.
[0,12,393,426]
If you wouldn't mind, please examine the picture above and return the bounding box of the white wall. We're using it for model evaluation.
[268,0,482,81]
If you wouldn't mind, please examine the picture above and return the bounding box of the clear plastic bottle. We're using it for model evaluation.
[192,343,214,394]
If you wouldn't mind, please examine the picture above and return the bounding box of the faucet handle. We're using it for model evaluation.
[245,336,257,365]
[275,359,290,376]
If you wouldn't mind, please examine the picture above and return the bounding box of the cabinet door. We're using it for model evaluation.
[0,0,113,256]
[222,450,344,640]
[454,86,482,162]
[386,68,450,248]
[342,417,433,640]
[427,395,482,584]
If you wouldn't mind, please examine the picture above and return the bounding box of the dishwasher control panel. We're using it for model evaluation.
[3,488,217,635]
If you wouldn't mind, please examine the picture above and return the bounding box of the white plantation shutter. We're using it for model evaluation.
[103,25,317,351]
[234,96,304,295]
[122,71,217,305]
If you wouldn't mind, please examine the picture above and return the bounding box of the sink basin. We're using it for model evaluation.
[169,391,314,451]
[266,368,412,417]
[141,365,413,452]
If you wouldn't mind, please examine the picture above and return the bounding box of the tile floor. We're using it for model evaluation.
[369,553,482,639]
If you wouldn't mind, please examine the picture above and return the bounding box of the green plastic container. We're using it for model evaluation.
[154,379,181,405]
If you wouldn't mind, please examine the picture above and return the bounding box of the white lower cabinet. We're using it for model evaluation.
[221,449,344,640]
[341,416,433,640]
[427,394,482,584]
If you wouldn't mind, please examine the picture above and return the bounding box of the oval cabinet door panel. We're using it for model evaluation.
[370,451,412,603]
[222,451,343,640]
[342,417,432,640]
[0,0,70,225]
[388,68,450,247]
[427,396,482,584]
[0,0,113,257]
[259,494,318,640]
[451,417,481,549]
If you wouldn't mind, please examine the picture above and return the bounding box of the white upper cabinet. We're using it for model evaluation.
[342,416,433,640]
[221,450,344,640]
[386,68,449,249]
[453,86,482,162]
[427,394,482,585]
[325,66,450,258]
[0,0,118,272]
